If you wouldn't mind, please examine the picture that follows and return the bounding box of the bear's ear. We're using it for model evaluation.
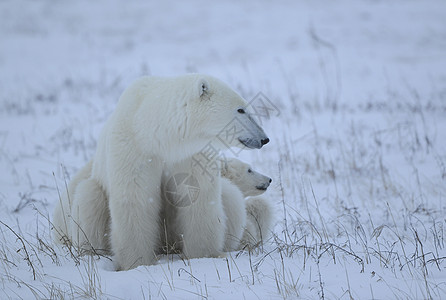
[199,79,209,98]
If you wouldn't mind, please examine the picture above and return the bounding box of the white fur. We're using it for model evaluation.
[220,177,246,251]
[52,74,268,270]
[70,178,110,255]
[162,156,226,259]
[220,158,273,250]
[221,158,271,197]
[53,160,93,245]
[53,161,111,255]
[241,197,273,248]
[160,157,274,253]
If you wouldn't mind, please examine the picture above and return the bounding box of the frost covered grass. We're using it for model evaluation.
[1,0,446,299]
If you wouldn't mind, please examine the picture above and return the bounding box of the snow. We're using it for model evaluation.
[1,0,446,298]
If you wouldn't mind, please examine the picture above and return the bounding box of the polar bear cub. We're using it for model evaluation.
[221,158,272,197]
[160,157,273,255]
[220,158,273,251]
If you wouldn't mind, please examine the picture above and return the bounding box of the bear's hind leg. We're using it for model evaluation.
[70,178,110,255]
[53,160,93,245]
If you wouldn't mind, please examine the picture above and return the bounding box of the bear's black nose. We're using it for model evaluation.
[269,178,272,183]
[261,138,269,145]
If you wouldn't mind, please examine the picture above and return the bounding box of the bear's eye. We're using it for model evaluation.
[248,169,252,173]
[237,108,245,114]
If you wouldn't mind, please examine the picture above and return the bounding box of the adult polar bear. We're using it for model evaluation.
[54,74,269,270]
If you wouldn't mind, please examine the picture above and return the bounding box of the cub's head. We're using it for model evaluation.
[221,158,272,197]
[185,74,269,150]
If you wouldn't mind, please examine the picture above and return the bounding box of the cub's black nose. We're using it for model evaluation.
[269,178,272,183]
[261,138,270,145]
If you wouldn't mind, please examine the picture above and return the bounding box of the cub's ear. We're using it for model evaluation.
[199,79,209,98]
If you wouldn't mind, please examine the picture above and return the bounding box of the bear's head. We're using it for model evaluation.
[184,74,269,151]
[131,74,269,162]
[221,158,272,197]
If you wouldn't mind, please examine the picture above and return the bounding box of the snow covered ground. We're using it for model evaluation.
[1,0,446,298]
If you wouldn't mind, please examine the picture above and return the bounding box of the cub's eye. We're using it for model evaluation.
[248,169,252,173]
[237,108,245,114]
